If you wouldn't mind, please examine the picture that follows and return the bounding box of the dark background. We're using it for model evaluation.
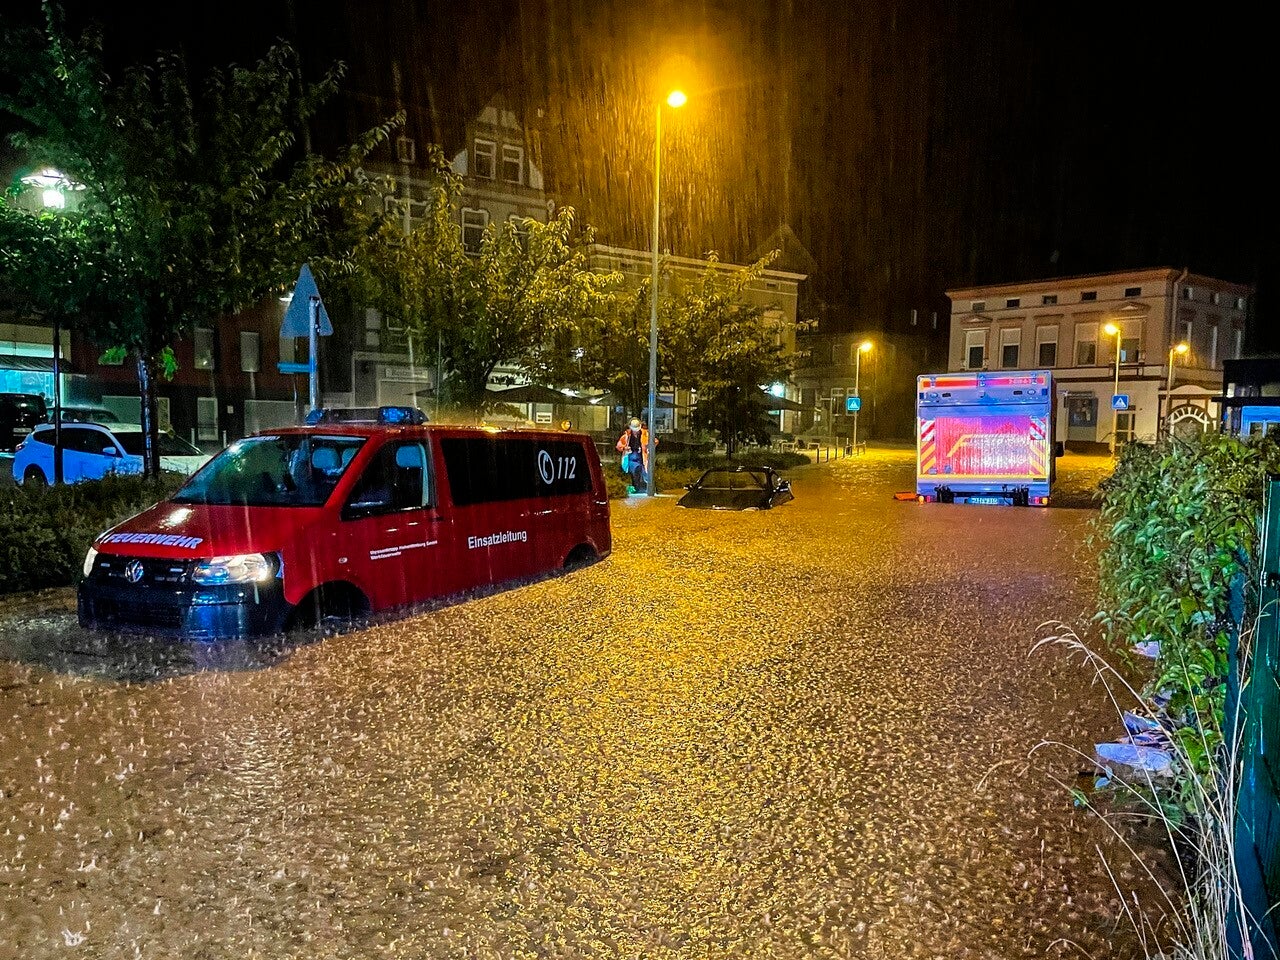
[7,0,1271,344]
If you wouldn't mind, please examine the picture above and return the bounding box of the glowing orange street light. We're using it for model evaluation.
[646,88,687,496]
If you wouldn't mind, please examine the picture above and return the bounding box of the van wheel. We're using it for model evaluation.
[564,544,599,570]
[286,582,371,632]
[23,466,48,488]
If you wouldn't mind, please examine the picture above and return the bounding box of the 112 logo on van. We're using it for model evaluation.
[537,449,577,484]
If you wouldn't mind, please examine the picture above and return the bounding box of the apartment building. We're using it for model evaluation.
[946,268,1252,449]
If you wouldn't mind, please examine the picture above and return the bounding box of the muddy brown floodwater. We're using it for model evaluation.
[0,450,1167,959]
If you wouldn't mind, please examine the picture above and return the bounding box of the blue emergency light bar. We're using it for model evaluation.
[304,406,428,426]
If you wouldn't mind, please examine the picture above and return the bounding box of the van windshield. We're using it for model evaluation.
[173,434,365,507]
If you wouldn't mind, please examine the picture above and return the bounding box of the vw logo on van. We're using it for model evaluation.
[123,560,145,584]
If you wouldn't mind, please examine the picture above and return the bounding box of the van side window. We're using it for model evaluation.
[344,441,432,518]
[440,437,592,506]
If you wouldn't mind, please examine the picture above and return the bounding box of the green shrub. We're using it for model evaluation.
[1094,432,1279,795]
[0,473,186,594]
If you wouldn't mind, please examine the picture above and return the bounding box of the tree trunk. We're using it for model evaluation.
[135,349,161,478]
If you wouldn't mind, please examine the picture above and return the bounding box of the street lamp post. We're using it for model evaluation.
[854,341,872,449]
[22,168,83,484]
[646,88,686,497]
[1103,322,1123,454]
[1164,341,1190,437]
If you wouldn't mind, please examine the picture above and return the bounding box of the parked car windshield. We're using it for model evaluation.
[114,431,203,457]
[172,434,366,507]
[697,468,768,491]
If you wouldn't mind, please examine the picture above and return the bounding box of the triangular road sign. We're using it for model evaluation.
[280,264,333,338]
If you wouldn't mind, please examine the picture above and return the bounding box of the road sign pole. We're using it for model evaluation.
[309,296,320,413]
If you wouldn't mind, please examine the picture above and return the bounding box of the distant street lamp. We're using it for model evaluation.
[1103,322,1123,454]
[1164,341,1190,437]
[646,88,686,496]
[19,167,84,484]
[854,340,872,449]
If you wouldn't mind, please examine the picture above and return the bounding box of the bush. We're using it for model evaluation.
[1094,432,1279,798]
[0,473,186,594]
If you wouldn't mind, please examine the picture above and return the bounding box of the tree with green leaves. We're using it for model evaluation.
[570,251,786,447]
[363,162,616,417]
[0,5,399,475]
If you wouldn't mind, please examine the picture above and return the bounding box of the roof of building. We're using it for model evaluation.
[946,267,1252,300]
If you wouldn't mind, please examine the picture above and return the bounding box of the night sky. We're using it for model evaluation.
[9,0,1273,343]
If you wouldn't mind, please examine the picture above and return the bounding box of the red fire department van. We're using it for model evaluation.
[77,408,611,639]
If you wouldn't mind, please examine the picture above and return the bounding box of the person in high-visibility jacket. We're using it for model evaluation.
[615,418,655,493]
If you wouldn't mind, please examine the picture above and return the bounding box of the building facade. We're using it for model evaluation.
[946,268,1252,449]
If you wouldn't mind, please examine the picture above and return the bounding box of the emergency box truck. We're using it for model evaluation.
[916,370,1056,506]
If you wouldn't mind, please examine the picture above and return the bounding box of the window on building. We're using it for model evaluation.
[1042,294,1058,306]
[1075,328,1097,365]
[1000,328,1020,368]
[1081,290,1097,302]
[1120,337,1140,363]
[1124,286,1142,297]
[473,139,495,179]
[461,208,489,254]
[1235,328,1244,360]
[239,332,260,374]
[1182,287,1194,300]
[1116,411,1136,444]
[965,330,986,370]
[501,144,524,184]
[971,300,986,313]
[197,396,219,442]
[1005,298,1020,309]
[1036,326,1058,367]
[1210,324,1219,367]
[194,326,215,371]
[1236,296,1248,311]
[1211,292,1222,306]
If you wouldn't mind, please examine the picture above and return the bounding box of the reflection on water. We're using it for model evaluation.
[0,452,1167,958]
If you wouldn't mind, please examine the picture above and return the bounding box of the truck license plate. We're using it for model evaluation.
[967,496,1001,505]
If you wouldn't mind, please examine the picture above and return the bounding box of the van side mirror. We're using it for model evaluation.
[103,446,121,457]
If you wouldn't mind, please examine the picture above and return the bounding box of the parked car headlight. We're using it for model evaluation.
[192,553,275,585]
[82,547,98,579]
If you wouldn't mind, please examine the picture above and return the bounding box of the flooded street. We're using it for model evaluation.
[0,451,1159,959]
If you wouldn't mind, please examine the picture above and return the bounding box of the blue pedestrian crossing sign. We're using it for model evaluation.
[845,396,862,413]
[1111,394,1130,411]
[280,264,333,338]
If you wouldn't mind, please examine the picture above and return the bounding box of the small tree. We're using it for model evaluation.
[0,6,398,474]
[364,164,616,417]
[680,256,789,455]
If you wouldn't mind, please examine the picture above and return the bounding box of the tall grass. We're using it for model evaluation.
[1033,623,1266,960]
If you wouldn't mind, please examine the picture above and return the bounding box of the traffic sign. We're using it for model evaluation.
[1112,394,1130,411]
[846,396,862,413]
[280,264,333,338]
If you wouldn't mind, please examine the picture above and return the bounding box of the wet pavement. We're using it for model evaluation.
[0,450,1163,958]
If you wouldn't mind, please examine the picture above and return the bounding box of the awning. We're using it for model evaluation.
[486,385,599,406]
[762,390,809,412]
[0,354,76,373]
[590,392,676,410]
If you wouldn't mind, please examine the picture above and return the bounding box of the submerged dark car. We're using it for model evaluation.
[677,465,795,511]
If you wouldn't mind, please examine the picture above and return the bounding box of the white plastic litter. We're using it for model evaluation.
[1132,640,1160,659]
[1095,741,1174,777]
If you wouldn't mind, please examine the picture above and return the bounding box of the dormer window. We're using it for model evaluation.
[473,139,496,179]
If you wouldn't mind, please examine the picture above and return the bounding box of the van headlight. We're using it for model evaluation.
[192,553,275,585]
[82,547,98,579]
